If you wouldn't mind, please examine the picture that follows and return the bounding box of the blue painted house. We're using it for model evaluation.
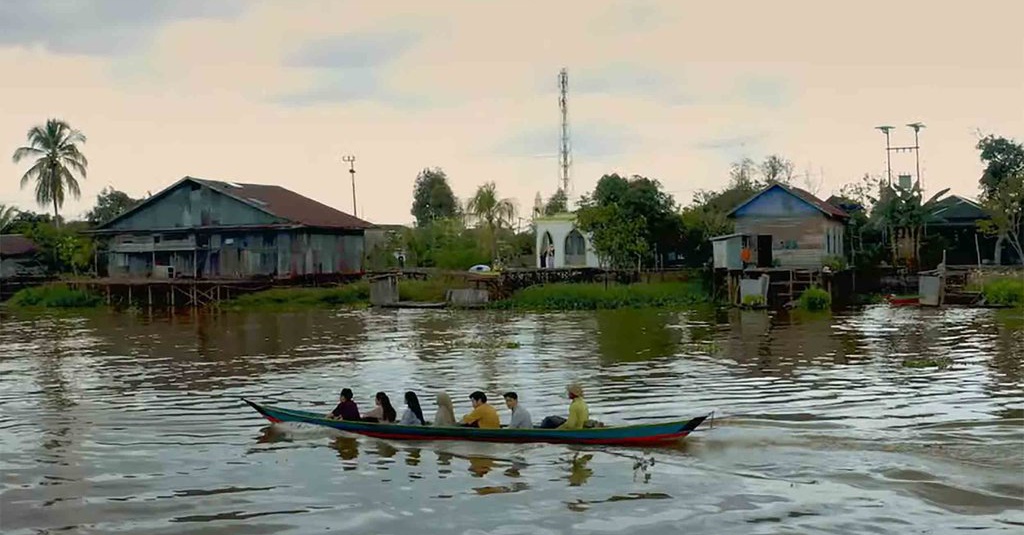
[90,177,373,279]
[722,183,849,269]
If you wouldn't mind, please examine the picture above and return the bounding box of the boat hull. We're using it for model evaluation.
[243,399,708,446]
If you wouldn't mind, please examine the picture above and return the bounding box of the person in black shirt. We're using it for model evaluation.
[328,388,360,420]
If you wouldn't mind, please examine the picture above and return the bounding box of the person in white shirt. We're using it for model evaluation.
[399,391,426,425]
[503,391,533,429]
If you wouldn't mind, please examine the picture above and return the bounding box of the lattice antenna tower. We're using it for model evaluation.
[558,68,572,205]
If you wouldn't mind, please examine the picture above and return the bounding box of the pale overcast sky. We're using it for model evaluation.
[2,1,1022,224]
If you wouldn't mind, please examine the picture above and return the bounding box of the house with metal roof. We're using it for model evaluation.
[0,234,45,279]
[713,183,849,269]
[89,176,374,280]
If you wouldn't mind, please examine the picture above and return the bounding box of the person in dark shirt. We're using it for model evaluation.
[328,388,360,420]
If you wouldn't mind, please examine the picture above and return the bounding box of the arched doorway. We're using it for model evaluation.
[564,229,586,266]
[540,231,554,268]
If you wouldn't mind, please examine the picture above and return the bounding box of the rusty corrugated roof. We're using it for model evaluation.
[788,186,849,219]
[0,234,39,256]
[191,178,373,229]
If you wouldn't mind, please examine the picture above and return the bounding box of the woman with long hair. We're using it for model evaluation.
[399,391,426,425]
[433,391,456,427]
[363,392,397,423]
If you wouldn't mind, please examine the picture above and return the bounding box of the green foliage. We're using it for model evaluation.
[226,282,370,309]
[85,186,139,226]
[401,218,491,269]
[8,284,102,308]
[871,180,950,268]
[823,255,847,271]
[980,277,1024,307]
[902,356,953,369]
[543,189,568,215]
[411,167,460,227]
[466,181,516,262]
[760,154,796,185]
[976,135,1024,195]
[575,203,649,269]
[742,294,765,307]
[798,286,832,311]
[398,279,452,302]
[976,171,1023,263]
[12,119,88,224]
[23,222,94,275]
[493,281,708,311]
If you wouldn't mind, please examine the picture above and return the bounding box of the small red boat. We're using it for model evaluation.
[885,294,919,306]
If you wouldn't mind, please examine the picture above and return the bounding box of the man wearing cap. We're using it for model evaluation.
[557,383,589,429]
[460,391,500,429]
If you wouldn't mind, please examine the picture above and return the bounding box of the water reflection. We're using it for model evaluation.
[1,306,1022,535]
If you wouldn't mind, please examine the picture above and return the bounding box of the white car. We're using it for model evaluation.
[468,264,491,272]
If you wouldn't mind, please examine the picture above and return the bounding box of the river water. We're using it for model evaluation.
[1,306,1022,534]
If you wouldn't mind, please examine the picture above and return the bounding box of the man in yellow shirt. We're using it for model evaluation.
[460,391,500,429]
[558,383,589,430]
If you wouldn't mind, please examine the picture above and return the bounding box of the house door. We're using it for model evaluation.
[757,235,773,267]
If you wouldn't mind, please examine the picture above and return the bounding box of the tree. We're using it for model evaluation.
[977,171,1024,264]
[12,119,88,227]
[760,155,795,185]
[975,135,1024,264]
[543,189,568,215]
[977,135,1024,195]
[411,167,460,227]
[0,204,18,233]
[575,204,649,270]
[85,187,139,226]
[872,181,949,268]
[466,182,516,261]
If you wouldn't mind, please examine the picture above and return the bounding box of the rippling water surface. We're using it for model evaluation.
[1,306,1022,534]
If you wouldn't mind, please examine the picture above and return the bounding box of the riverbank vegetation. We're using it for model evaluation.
[798,287,832,311]
[492,281,708,311]
[223,282,370,310]
[7,284,102,308]
[977,277,1024,307]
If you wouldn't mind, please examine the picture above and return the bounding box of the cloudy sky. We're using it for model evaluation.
[2,1,1022,224]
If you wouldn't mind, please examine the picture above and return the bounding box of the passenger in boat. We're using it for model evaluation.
[399,391,426,425]
[557,383,589,430]
[328,388,360,420]
[362,392,397,423]
[503,391,533,429]
[433,391,457,427]
[460,391,500,429]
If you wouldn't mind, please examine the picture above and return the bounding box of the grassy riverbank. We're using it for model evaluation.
[492,281,709,311]
[977,277,1024,307]
[224,282,371,310]
[6,284,103,308]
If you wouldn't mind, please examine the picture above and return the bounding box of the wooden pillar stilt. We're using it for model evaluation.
[170,284,175,308]
[128,285,132,307]
[148,285,153,309]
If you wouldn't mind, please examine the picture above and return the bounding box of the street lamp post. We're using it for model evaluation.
[875,125,894,185]
[342,155,357,217]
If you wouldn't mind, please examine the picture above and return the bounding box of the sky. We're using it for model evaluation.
[2,0,1022,225]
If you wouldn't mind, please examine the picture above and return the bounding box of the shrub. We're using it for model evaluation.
[798,286,832,311]
[7,284,102,308]
[227,282,369,309]
[493,281,708,311]
[742,294,765,307]
[981,277,1024,307]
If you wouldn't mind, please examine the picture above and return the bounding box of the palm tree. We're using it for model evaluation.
[466,182,516,262]
[12,119,88,227]
[0,204,18,233]
[872,181,949,268]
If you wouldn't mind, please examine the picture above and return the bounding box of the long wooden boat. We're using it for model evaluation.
[243,398,709,446]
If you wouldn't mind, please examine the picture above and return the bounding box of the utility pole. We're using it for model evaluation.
[342,155,357,217]
[875,123,925,189]
[907,122,925,189]
[875,126,894,186]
